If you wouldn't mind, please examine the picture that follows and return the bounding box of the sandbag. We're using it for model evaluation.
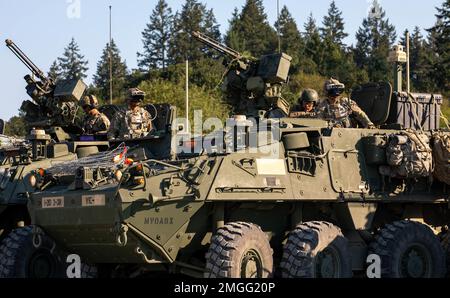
[432,131,450,185]
[383,130,433,178]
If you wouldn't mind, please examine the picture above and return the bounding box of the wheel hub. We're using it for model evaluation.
[28,250,57,278]
[401,244,431,278]
[316,247,340,278]
[240,249,263,278]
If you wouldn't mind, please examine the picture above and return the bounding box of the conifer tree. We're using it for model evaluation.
[93,39,128,102]
[57,38,89,80]
[138,0,173,71]
[274,5,304,72]
[224,0,277,57]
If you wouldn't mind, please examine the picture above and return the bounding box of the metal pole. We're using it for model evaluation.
[277,0,281,53]
[406,30,410,94]
[109,5,113,105]
[185,60,189,132]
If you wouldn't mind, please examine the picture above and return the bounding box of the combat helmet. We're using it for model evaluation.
[79,95,99,110]
[299,88,319,105]
[324,78,345,97]
[127,88,146,103]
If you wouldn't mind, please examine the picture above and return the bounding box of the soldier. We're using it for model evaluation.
[289,88,319,118]
[79,95,110,135]
[316,78,375,128]
[108,88,153,139]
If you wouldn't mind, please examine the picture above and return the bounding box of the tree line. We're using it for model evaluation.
[5,0,450,135]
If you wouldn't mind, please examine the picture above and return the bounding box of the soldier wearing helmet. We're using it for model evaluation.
[289,88,319,118]
[108,88,153,139]
[316,78,375,128]
[79,95,110,135]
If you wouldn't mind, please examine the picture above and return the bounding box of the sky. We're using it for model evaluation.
[0,0,443,120]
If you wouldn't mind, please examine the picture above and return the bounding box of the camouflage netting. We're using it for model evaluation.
[432,132,450,185]
[47,143,128,176]
[381,130,433,178]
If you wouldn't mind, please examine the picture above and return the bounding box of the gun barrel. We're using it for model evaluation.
[192,31,242,60]
[5,39,48,83]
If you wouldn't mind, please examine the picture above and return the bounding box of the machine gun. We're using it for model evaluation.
[6,39,86,130]
[192,31,292,119]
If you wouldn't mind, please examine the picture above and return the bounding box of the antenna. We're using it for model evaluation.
[406,30,410,94]
[277,0,281,53]
[109,5,113,105]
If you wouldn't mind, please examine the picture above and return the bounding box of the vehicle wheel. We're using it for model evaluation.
[280,221,352,278]
[81,263,98,278]
[369,220,446,278]
[443,232,450,277]
[0,226,66,278]
[204,222,273,278]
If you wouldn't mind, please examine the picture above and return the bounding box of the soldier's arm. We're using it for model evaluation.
[145,110,154,132]
[349,100,375,128]
[289,111,317,118]
[107,117,118,139]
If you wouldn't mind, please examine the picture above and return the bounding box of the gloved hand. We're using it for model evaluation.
[368,123,376,129]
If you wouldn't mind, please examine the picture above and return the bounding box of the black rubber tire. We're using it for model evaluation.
[0,226,66,278]
[280,221,352,278]
[204,222,274,278]
[443,232,450,277]
[369,220,446,278]
[81,263,98,278]
[441,232,450,277]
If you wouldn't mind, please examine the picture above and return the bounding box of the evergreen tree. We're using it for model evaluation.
[319,1,352,81]
[225,0,277,57]
[320,0,348,47]
[57,38,89,80]
[138,0,173,71]
[427,0,450,91]
[168,0,220,64]
[354,0,396,82]
[225,8,245,52]
[274,6,304,72]
[48,60,61,82]
[399,27,436,92]
[302,13,322,74]
[93,39,128,103]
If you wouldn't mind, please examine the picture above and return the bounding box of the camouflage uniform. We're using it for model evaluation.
[316,97,373,128]
[289,105,317,118]
[318,78,374,128]
[108,88,154,139]
[82,112,110,135]
[79,95,111,135]
[289,89,319,118]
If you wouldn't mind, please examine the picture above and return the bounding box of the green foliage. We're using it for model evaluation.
[275,6,304,72]
[284,72,328,105]
[320,0,348,47]
[137,75,231,125]
[4,115,26,137]
[225,0,277,57]
[138,0,173,71]
[354,1,396,82]
[168,0,221,64]
[47,60,61,81]
[93,39,129,104]
[427,0,450,93]
[302,13,322,74]
[56,38,89,81]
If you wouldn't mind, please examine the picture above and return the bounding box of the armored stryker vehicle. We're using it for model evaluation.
[3,33,449,279]
[0,40,110,249]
